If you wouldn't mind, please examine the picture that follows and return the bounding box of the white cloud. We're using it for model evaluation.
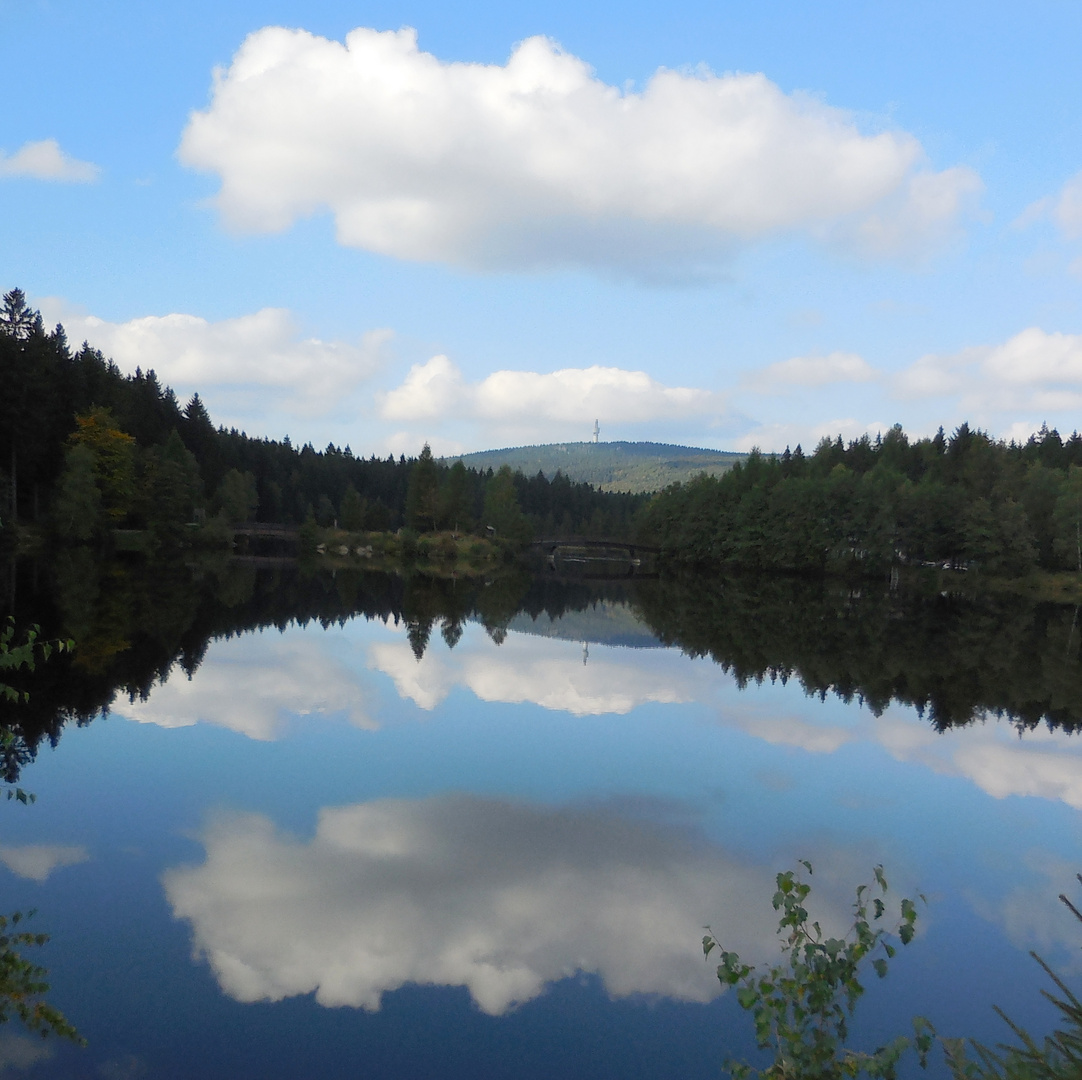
[732,417,889,453]
[179,26,978,273]
[843,166,982,258]
[379,354,726,444]
[0,138,99,182]
[163,795,795,1013]
[0,844,89,882]
[894,327,1082,429]
[1018,169,1082,240]
[743,351,876,393]
[37,298,391,424]
[111,631,375,740]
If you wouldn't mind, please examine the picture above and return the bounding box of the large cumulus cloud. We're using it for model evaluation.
[379,353,727,447]
[179,27,979,274]
[39,298,390,426]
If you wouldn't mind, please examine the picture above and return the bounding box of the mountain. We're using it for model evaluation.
[446,441,744,494]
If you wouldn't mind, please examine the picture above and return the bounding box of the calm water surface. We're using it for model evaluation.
[2,574,1081,1078]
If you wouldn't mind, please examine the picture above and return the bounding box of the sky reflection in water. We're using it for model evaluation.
[3,601,1081,1078]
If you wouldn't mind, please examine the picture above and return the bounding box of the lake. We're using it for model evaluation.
[0,559,1080,1078]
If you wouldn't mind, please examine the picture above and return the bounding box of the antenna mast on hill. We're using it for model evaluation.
[593,419,599,444]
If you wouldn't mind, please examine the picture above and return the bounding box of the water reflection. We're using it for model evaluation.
[5,556,1082,778]
[113,631,376,740]
[101,600,1082,814]
[719,696,1082,810]
[369,632,696,715]
[163,794,802,1014]
[0,556,1078,1075]
[0,1032,54,1073]
[0,844,88,882]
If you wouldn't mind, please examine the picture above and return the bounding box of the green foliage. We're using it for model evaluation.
[51,443,104,542]
[2,287,642,541]
[943,878,1082,1080]
[704,862,933,1080]
[142,429,202,546]
[405,444,441,532]
[398,526,419,561]
[639,424,1082,578]
[1052,467,1082,573]
[339,483,367,531]
[213,468,259,525]
[0,911,82,1043]
[441,461,474,532]
[315,493,336,527]
[0,289,39,340]
[0,622,81,1045]
[483,466,532,543]
[297,512,320,555]
[0,617,73,802]
[0,618,70,706]
[68,408,136,524]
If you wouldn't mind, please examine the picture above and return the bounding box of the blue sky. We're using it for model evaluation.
[4,0,1082,455]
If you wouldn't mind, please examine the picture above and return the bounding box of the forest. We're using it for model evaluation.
[9,283,1082,583]
[0,289,644,549]
[638,422,1082,576]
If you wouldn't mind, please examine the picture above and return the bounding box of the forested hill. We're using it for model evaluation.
[447,442,744,493]
[0,288,643,545]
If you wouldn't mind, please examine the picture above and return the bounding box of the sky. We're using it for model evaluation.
[4,1,1082,457]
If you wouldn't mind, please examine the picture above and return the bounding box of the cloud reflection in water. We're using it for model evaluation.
[368,633,700,715]
[114,612,1082,812]
[111,633,375,740]
[164,794,792,1014]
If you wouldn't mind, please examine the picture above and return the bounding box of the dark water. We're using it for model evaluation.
[0,556,1080,1078]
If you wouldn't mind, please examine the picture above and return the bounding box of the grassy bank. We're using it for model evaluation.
[300,526,518,575]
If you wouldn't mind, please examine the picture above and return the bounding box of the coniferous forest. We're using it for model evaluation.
[0,289,643,548]
[8,284,1082,583]
[637,423,1082,576]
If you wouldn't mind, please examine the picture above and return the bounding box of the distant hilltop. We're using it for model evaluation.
[445,441,745,494]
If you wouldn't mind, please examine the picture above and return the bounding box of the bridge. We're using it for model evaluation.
[231,523,300,541]
[530,537,661,560]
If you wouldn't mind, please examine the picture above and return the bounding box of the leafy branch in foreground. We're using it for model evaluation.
[0,912,82,1043]
[0,617,72,803]
[704,861,933,1079]
[0,617,82,1045]
[943,876,1082,1080]
[0,617,72,704]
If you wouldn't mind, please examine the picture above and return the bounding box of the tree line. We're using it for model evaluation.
[638,422,1082,576]
[0,289,643,549]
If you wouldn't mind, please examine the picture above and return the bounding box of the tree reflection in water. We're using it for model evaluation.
[1,554,1080,785]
